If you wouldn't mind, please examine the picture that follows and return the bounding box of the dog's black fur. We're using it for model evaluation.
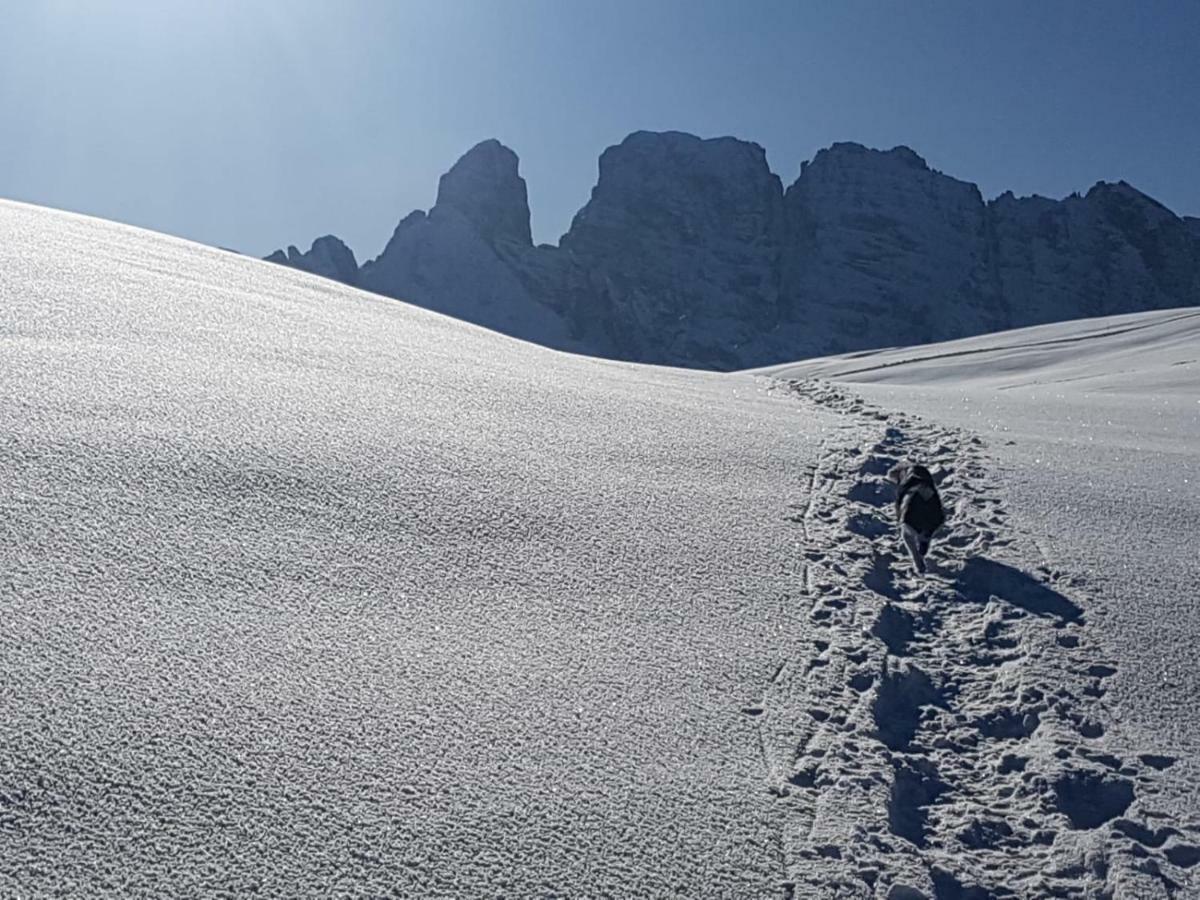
[886,461,946,573]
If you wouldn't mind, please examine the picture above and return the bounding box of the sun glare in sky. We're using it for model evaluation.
[2,0,1197,257]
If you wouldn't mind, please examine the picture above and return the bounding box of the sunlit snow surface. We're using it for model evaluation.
[760,307,1200,750]
[1,200,832,896]
[4,198,1199,897]
[761,309,1200,894]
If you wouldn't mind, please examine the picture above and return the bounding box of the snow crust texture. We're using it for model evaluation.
[267,133,1200,370]
[2,199,825,897]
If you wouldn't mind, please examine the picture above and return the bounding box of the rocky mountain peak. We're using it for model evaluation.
[266,131,1199,370]
[264,235,358,285]
[801,142,930,178]
[564,130,782,252]
[1085,180,1177,221]
[586,131,774,194]
[434,139,532,248]
[596,130,772,175]
[558,130,785,368]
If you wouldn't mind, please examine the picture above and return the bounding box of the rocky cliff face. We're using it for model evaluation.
[265,133,1200,369]
[265,235,358,285]
[354,141,572,349]
[990,183,1200,327]
[560,131,784,369]
[777,143,1001,357]
[433,138,533,248]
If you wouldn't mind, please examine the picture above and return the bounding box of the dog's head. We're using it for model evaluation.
[887,460,935,486]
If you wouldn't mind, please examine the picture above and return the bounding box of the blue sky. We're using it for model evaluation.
[2,0,1198,258]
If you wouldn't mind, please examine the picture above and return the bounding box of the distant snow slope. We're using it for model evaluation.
[759,305,1200,394]
[4,198,1198,898]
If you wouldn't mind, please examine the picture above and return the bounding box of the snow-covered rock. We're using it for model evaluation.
[355,141,575,349]
[264,235,358,285]
[778,142,1001,356]
[559,131,785,369]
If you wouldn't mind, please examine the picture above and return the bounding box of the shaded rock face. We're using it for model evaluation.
[355,143,569,348]
[560,131,785,368]
[990,183,1200,326]
[265,236,358,286]
[435,138,533,248]
[778,143,1001,357]
[265,133,1200,369]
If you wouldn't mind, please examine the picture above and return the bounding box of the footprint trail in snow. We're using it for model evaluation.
[750,378,1199,899]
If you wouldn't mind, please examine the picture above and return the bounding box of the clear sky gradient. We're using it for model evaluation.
[3,0,1198,259]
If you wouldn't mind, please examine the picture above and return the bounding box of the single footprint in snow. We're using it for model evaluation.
[1164,843,1200,868]
[1138,754,1177,771]
[1052,770,1135,829]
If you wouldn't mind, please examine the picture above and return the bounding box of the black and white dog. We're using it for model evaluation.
[886,461,946,574]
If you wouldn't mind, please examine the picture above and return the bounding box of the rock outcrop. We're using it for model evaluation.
[265,236,358,286]
[560,131,784,369]
[353,141,572,349]
[264,133,1200,369]
[775,143,1002,358]
[990,183,1200,327]
[434,138,533,248]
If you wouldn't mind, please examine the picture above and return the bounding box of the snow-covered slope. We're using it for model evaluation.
[760,305,1200,392]
[5,198,1198,897]
[0,198,830,897]
[759,308,1200,895]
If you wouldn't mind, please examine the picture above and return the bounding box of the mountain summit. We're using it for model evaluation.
[267,133,1200,369]
[435,138,533,248]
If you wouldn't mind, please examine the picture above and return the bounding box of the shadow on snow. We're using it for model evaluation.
[954,557,1083,624]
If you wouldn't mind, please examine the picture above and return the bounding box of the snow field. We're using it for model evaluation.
[1,199,830,896]
[760,381,1196,897]
[3,198,1198,897]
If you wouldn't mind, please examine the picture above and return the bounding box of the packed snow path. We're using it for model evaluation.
[762,380,1198,898]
